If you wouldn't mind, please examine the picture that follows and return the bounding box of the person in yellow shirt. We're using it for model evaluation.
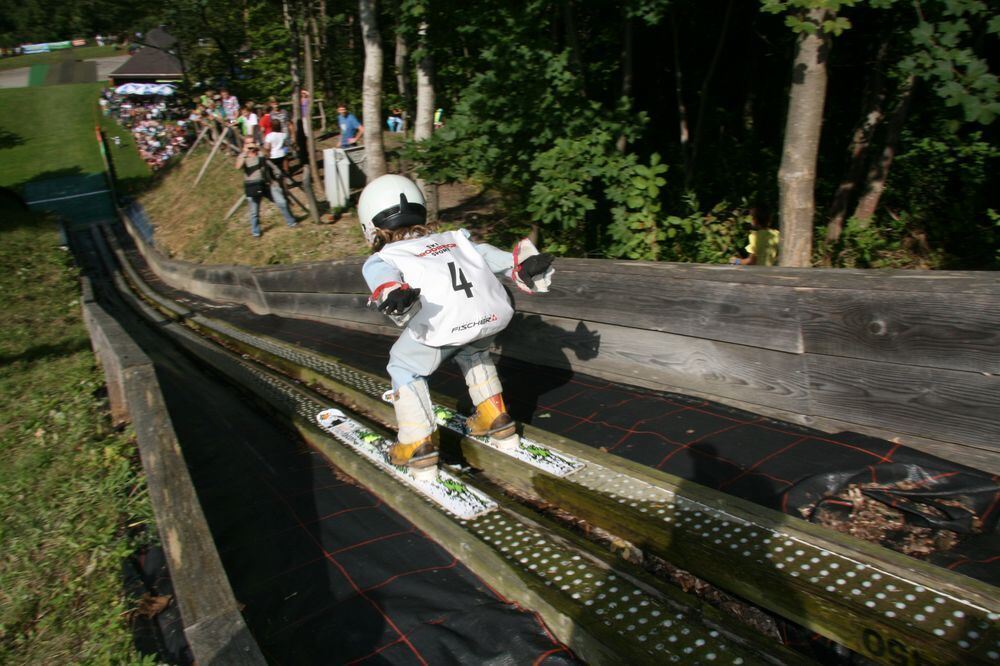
[731,205,779,266]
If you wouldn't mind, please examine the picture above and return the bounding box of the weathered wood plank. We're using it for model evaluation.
[510,267,804,353]
[553,259,1000,294]
[117,209,1000,459]
[81,299,265,664]
[806,354,1000,450]
[261,291,388,328]
[799,289,1000,373]
[497,312,811,416]
[252,258,368,294]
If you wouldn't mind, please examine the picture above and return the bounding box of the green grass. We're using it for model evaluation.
[0,46,121,72]
[0,82,150,192]
[0,208,154,664]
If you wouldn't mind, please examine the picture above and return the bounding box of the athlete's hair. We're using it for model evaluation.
[370,224,436,252]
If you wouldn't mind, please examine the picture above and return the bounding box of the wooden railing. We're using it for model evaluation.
[120,211,1000,473]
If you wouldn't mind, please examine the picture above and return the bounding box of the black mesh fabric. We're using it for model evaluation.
[116,227,999,587]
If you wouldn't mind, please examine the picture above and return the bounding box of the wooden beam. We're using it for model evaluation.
[194,126,231,188]
[797,288,1000,372]
[182,125,210,161]
[223,193,245,220]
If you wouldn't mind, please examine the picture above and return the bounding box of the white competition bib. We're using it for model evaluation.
[377,230,514,347]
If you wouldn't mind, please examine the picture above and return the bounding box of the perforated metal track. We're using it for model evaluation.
[198,331,765,663]
[207,317,392,399]
[467,512,754,663]
[195,315,1000,664]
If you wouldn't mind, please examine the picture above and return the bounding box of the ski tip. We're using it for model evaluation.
[317,408,347,428]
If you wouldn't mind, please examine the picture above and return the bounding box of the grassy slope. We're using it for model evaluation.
[0,81,150,196]
[0,82,148,189]
[138,144,369,266]
[0,83,153,662]
[0,210,153,664]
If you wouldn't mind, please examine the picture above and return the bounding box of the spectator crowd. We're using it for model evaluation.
[100,86,191,170]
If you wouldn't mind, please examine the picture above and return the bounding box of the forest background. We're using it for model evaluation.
[4,0,998,269]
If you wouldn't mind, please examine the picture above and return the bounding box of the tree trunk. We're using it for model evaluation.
[562,0,586,94]
[616,16,633,154]
[302,29,323,219]
[395,30,411,131]
[777,8,831,267]
[669,12,692,185]
[688,0,734,187]
[359,0,387,179]
[414,21,438,221]
[852,75,915,222]
[284,0,300,131]
[825,41,889,247]
[284,0,320,222]
[308,14,327,108]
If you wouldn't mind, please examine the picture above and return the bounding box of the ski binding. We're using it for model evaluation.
[316,408,497,520]
[378,391,585,477]
[377,386,585,476]
[431,405,584,477]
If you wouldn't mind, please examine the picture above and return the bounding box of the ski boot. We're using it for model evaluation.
[467,393,520,452]
[390,380,439,481]
[388,430,439,481]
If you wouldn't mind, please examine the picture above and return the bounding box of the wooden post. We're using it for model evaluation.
[302,31,324,211]
[182,125,210,161]
[282,184,305,212]
[194,126,231,188]
[223,193,245,220]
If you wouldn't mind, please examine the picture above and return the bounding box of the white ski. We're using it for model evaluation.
[379,390,584,477]
[315,408,498,520]
[433,404,585,477]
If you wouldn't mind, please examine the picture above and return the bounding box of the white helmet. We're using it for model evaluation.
[357,174,427,245]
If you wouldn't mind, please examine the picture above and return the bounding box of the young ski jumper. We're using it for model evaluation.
[358,175,554,472]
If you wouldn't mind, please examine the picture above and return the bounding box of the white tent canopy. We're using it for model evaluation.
[115,82,176,96]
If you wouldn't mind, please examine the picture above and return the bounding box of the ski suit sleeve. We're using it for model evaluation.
[461,229,515,278]
[362,253,403,292]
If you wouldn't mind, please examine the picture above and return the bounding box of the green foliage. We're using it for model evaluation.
[989,209,1000,264]
[831,215,911,267]
[0,0,159,45]
[653,193,749,264]
[605,154,669,259]
[526,133,605,254]
[624,0,672,25]
[147,0,997,269]
[403,2,662,257]
[760,0,860,34]
[0,210,154,664]
[162,0,247,87]
[885,127,1000,267]
[899,0,999,124]
[239,2,294,102]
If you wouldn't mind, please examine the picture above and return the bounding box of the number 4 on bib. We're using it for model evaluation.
[448,261,474,298]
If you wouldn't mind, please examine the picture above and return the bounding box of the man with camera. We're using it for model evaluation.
[235,136,298,238]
